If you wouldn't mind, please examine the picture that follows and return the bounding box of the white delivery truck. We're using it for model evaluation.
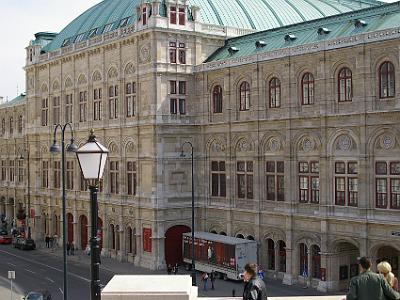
[182,231,257,280]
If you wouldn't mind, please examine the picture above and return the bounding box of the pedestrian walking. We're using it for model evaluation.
[67,241,71,255]
[167,264,172,275]
[210,270,216,290]
[242,263,268,300]
[378,261,399,292]
[71,241,75,255]
[174,263,179,275]
[202,272,209,291]
[344,257,400,300]
[45,234,50,248]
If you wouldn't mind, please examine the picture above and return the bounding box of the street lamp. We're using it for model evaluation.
[19,148,31,239]
[180,141,196,286]
[76,129,109,300]
[50,123,78,300]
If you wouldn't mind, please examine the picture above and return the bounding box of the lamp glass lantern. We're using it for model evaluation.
[76,132,109,181]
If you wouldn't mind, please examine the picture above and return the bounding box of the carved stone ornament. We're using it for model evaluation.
[129,208,134,215]
[65,77,73,89]
[139,44,151,63]
[92,71,102,82]
[302,137,315,152]
[41,83,48,93]
[125,141,136,154]
[211,140,226,153]
[268,138,281,152]
[337,135,352,151]
[78,74,87,85]
[237,138,253,152]
[108,67,118,79]
[380,134,395,150]
[52,80,60,91]
[28,76,34,90]
[125,63,136,76]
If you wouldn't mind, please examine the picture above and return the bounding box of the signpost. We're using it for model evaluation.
[8,271,15,300]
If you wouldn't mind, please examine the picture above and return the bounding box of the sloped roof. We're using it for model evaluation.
[42,0,381,52]
[0,94,26,109]
[205,1,400,62]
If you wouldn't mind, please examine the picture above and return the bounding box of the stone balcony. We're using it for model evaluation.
[101,275,345,300]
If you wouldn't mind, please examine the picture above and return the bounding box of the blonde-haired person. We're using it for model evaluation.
[378,261,399,291]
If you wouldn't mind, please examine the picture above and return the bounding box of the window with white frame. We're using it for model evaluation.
[334,161,358,206]
[109,85,118,119]
[376,161,400,209]
[299,161,319,203]
[126,82,136,117]
[169,81,186,115]
[93,88,102,121]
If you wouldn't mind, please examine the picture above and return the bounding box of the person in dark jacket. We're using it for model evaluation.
[345,257,400,300]
[242,263,268,300]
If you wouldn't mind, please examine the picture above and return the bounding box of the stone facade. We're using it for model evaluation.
[0,0,400,293]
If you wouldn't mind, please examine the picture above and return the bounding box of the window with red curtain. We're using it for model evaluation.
[170,6,177,24]
[143,228,152,252]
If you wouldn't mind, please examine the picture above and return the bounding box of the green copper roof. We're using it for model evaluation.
[0,94,26,109]
[205,2,400,63]
[42,0,381,52]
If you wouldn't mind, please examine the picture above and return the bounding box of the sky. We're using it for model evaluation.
[0,0,398,101]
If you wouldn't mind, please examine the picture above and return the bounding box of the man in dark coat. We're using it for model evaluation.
[345,257,400,300]
[242,263,268,300]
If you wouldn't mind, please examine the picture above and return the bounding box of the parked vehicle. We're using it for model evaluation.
[182,231,257,280]
[13,236,36,250]
[0,228,8,236]
[23,290,52,300]
[0,235,12,244]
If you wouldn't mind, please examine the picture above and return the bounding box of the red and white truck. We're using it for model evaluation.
[182,231,257,280]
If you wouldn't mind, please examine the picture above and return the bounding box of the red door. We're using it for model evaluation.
[165,225,190,265]
[67,213,74,243]
[80,215,88,250]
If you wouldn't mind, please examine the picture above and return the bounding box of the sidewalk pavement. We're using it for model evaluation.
[0,276,24,300]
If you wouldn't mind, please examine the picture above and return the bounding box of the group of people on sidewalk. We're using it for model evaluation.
[201,270,216,291]
[44,234,57,248]
[239,257,400,300]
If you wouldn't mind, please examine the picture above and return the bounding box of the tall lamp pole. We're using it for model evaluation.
[180,141,196,286]
[50,123,78,300]
[20,148,31,238]
[76,129,109,300]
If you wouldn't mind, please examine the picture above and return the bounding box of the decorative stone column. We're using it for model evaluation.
[274,243,280,278]
[307,248,312,287]
[283,247,294,285]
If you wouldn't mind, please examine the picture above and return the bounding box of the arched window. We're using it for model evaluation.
[116,225,120,251]
[379,61,395,98]
[18,115,23,133]
[267,239,275,270]
[311,245,321,279]
[301,73,314,105]
[269,77,281,108]
[212,85,223,113]
[338,68,352,102]
[299,243,308,276]
[9,117,13,135]
[239,81,250,111]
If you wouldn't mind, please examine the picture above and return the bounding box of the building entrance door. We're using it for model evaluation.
[165,225,190,265]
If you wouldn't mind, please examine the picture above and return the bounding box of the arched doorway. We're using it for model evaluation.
[376,246,400,278]
[278,240,286,272]
[80,215,88,250]
[332,241,360,290]
[109,224,115,249]
[67,213,74,243]
[165,225,190,265]
[267,239,275,270]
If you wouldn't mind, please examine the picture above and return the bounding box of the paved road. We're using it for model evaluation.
[0,244,334,300]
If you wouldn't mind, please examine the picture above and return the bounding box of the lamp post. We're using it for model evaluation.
[49,123,78,300]
[180,141,196,286]
[76,129,109,300]
[19,148,31,239]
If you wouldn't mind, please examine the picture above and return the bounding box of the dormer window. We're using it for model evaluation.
[120,17,130,28]
[103,23,114,33]
[255,40,267,48]
[142,6,147,25]
[317,27,330,35]
[62,38,71,47]
[228,47,239,55]
[355,19,367,28]
[75,33,86,43]
[179,7,185,25]
[88,28,98,38]
[284,34,297,42]
[170,6,177,24]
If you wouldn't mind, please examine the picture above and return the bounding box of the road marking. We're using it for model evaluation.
[45,277,55,283]
[0,249,91,283]
[59,287,63,294]
[24,268,35,274]
[7,262,16,267]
